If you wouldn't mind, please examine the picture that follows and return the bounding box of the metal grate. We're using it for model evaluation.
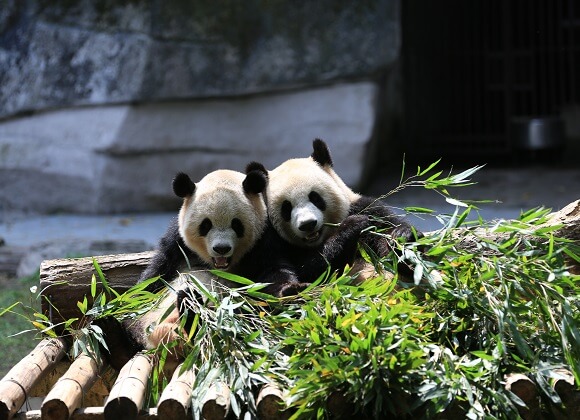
[402,0,580,161]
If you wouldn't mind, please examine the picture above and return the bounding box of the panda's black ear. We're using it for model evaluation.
[243,167,268,195]
[173,172,196,198]
[311,138,333,167]
[245,161,269,179]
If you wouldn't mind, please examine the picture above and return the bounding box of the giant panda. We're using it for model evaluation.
[94,167,302,371]
[248,138,421,283]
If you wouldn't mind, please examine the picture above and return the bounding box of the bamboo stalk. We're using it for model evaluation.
[201,382,230,420]
[0,338,68,420]
[156,363,195,419]
[40,352,103,420]
[103,353,152,420]
[256,383,290,420]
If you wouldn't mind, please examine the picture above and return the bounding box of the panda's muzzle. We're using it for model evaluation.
[304,229,321,243]
[298,220,322,243]
[212,244,232,269]
[212,256,231,269]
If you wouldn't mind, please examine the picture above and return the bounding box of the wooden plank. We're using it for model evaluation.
[157,363,195,419]
[103,353,152,420]
[41,353,103,420]
[39,251,154,328]
[0,338,68,420]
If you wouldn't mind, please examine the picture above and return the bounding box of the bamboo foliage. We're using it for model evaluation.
[2,164,579,419]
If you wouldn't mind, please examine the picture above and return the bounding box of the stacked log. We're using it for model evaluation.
[103,353,152,419]
[0,338,67,420]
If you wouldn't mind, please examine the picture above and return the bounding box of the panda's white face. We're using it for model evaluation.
[178,170,267,270]
[268,158,355,248]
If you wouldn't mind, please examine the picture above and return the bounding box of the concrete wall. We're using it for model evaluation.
[0,0,402,214]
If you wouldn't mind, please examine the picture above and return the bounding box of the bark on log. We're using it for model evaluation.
[156,363,195,419]
[447,199,580,257]
[39,251,154,329]
[41,353,103,420]
[0,338,68,420]
[103,353,152,420]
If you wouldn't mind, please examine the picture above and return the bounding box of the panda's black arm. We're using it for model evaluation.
[91,316,144,371]
[237,224,310,297]
[138,218,202,292]
[350,196,422,243]
[293,214,371,281]
[350,196,423,279]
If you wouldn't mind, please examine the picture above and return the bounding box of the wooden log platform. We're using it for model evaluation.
[3,200,579,419]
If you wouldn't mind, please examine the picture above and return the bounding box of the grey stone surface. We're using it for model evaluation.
[0,82,379,213]
[0,0,400,118]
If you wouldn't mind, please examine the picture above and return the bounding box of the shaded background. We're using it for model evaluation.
[0,0,579,277]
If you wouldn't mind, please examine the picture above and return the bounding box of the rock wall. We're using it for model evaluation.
[0,0,402,214]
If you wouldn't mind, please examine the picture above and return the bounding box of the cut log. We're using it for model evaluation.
[39,251,154,328]
[201,382,231,420]
[0,338,68,420]
[156,363,195,419]
[504,373,540,420]
[256,383,290,420]
[41,353,103,420]
[14,407,158,419]
[103,353,152,420]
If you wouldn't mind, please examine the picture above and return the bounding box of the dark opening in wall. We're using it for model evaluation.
[402,0,580,165]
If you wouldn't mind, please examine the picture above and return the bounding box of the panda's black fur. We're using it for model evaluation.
[250,139,421,283]
[94,168,306,371]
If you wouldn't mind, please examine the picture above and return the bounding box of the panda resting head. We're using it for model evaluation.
[263,139,361,248]
[174,169,268,271]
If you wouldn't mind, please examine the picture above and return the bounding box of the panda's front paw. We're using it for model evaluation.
[276,281,311,298]
[390,224,422,243]
[339,214,370,235]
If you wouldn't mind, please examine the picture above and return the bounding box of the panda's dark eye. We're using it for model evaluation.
[231,218,244,237]
[199,218,212,236]
[281,200,292,222]
[309,191,326,211]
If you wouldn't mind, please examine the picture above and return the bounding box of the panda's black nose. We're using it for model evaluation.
[298,220,317,232]
[213,245,232,255]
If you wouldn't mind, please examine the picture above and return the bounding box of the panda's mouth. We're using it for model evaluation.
[303,229,322,243]
[212,257,230,269]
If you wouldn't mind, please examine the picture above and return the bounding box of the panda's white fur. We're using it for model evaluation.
[178,169,267,271]
[125,270,221,373]
[259,139,421,283]
[267,156,360,248]
[96,168,272,372]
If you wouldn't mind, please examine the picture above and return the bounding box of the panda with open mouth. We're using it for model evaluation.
[94,167,304,372]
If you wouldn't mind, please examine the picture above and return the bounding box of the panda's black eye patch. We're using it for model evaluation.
[281,200,292,222]
[231,218,244,237]
[309,191,326,211]
[199,218,212,236]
